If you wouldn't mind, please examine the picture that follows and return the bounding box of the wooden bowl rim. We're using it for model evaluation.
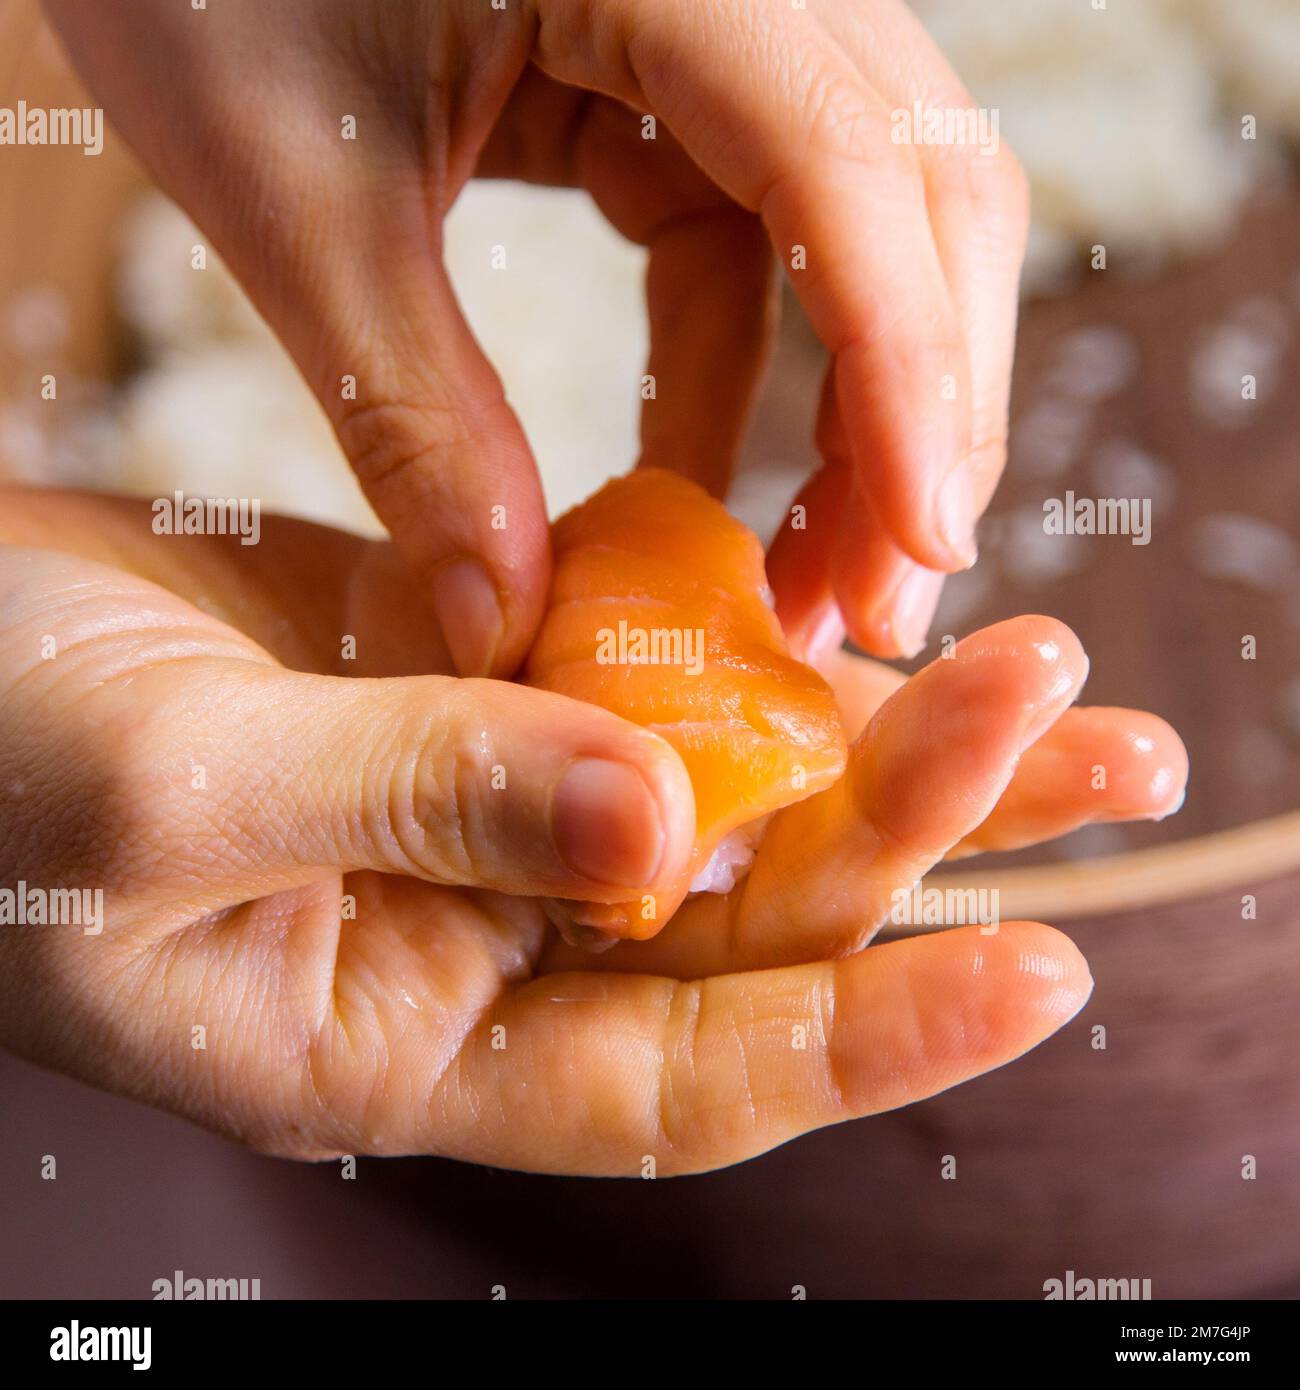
[910,809,1300,927]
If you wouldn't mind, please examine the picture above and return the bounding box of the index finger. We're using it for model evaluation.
[535,0,974,570]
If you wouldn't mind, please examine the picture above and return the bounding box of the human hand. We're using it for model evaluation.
[44,0,1028,671]
[0,492,1184,1174]
[545,616,1188,977]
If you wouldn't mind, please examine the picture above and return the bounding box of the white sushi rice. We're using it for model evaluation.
[689,824,764,896]
[98,185,646,533]
[911,0,1291,292]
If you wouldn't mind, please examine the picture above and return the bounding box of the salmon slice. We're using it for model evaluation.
[524,468,848,941]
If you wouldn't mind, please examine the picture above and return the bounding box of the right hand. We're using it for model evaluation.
[45,0,1030,670]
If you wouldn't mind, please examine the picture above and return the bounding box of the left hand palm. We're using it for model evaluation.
[0,491,1183,1175]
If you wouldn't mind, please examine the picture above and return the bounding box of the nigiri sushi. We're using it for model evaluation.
[525,468,847,941]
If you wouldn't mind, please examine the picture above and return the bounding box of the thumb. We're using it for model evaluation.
[122,661,697,910]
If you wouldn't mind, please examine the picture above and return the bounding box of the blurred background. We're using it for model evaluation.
[1,0,1297,1298]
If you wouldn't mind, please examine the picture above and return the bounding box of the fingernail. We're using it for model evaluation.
[430,558,503,677]
[542,897,630,951]
[801,606,848,666]
[935,466,978,570]
[552,758,665,888]
[1018,644,1089,752]
[887,566,945,658]
[1151,783,1187,822]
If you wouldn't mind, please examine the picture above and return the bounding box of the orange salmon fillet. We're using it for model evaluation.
[525,468,847,939]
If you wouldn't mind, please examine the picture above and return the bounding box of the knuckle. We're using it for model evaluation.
[370,695,483,884]
[242,1124,349,1163]
[968,417,1010,483]
[655,978,731,1174]
[987,144,1031,224]
[334,395,475,495]
[807,72,906,177]
[934,138,1031,236]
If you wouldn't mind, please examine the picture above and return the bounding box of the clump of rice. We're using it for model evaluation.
[910,0,1292,292]
[102,186,646,533]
